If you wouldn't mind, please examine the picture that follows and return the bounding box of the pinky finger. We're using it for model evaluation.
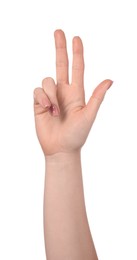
[33,87,51,109]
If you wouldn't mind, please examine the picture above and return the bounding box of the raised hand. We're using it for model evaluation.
[33,30,113,156]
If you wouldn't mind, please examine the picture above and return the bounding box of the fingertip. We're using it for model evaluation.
[73,36,83,53]
[102,79,114,90]
[96,79,114,93]
[54,29,66,49]
[107,80,114,89]
[73,36,81,41]
[54,29,65,39]
[54,29,64,33]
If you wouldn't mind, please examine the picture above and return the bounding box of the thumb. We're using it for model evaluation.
[85,79,113,124]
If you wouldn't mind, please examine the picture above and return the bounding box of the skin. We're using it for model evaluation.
[33,29,113,260]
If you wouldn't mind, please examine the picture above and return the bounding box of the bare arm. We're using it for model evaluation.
[33,29,113,259]
[44,152,98,260]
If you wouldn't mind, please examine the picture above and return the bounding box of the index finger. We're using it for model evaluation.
[54,30,69,85]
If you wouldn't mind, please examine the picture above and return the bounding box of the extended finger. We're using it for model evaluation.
[71,36,84,87]
[85,79,113,125]
[54,29,69,85]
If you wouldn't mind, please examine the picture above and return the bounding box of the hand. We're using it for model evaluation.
[33,29,113,156]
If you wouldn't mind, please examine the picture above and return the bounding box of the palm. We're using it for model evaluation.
[34,30,113,156]
[35,81,90,155]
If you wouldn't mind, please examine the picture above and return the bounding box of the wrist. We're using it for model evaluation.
[45,150,81,165]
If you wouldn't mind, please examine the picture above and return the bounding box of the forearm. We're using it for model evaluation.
[43,151,98,260]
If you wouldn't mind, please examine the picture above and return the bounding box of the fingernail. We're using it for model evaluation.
[106,80,114,90]
[42,100,51,109]
[50,104,60,116]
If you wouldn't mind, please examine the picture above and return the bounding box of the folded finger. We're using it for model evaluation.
[42,77,60,116]
[33,87,51,109]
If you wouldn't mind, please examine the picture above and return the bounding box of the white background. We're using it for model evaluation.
[0,0,137,259]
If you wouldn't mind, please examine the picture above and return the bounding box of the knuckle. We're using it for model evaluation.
[56,61,68,68]
[91,94,104,103]
[72,64,84,70]
[42,77,54,86]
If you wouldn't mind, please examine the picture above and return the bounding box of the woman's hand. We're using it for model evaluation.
[33,29,113,156]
